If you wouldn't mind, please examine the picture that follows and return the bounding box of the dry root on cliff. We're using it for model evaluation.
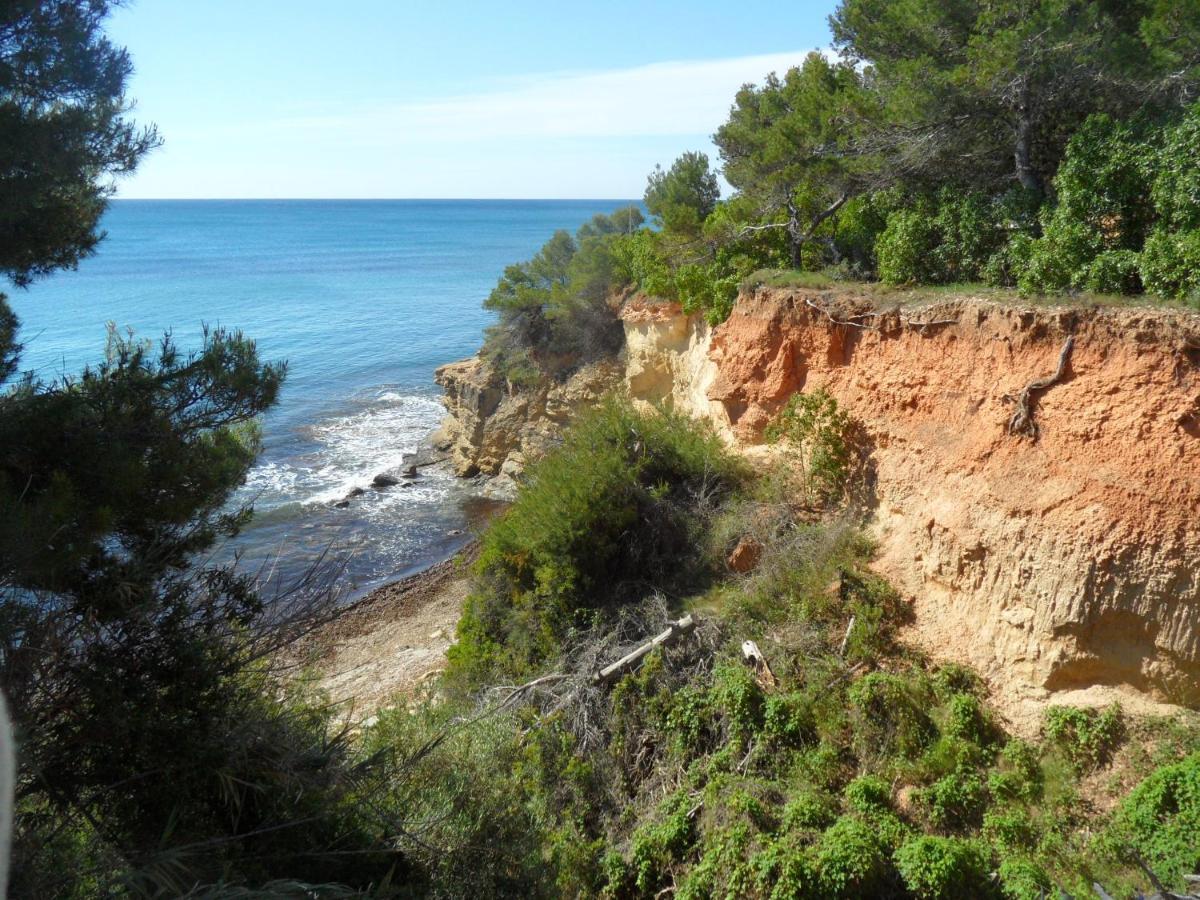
[1006,335,1075,440]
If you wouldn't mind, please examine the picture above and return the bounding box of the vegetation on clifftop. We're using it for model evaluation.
[482,0,1200,377]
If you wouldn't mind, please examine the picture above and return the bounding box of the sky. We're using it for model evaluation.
[107,1,838,199]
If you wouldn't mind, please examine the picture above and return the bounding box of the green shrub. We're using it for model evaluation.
[1110,753,1200,889]
[765,389,854,506]
[932,664,983,700]
[894,836,993,899]
[674,261,741,324]
[877,208,939,284]
[987,740,1043,804]
[763,691,818,749]
[1053,113,1157,250]
[848,672,937,760]
[1017,216,1103,294]
[941,693,993,746]
[1140,228,1200,301]
[997,857,1052,900]
[747,836,821,899]
[627,795,697,895]
[1152,103,1200,232]
[832,191,897,276]
[1043,704,1124,774]
[712,662,767,744]
[782,789,838,832]
[982,806,1037,854]
[450,397,743,681]
[1082,249,1143,294]
[920,768,988,831]
[813,816,891,897]
[984,233,1035,288]
[845,774,892,814]
[932,190,1005,282]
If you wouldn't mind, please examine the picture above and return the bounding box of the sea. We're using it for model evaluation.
[8,199,637,599]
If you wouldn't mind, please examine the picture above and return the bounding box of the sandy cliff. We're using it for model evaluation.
[435,287,1200,710]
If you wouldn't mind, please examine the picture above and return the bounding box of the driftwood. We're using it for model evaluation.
[741,640,778,689]
[1007,335,1075,440]
[593,615,695,685]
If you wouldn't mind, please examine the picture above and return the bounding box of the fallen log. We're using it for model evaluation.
[593,615,696,685]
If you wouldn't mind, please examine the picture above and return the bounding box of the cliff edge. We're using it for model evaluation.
[436,287,1200,713]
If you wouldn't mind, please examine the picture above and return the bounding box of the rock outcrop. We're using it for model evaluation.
[435,287,1200,711]
[431,355,622,494]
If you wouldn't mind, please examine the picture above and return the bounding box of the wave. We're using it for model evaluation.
[241,392,447,511]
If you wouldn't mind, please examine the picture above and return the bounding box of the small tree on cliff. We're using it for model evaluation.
[644,151,721,239]
[714,52,875,268]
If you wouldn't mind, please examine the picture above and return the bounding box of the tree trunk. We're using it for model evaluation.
[787,198,803,269]
[1014,79,1043,195]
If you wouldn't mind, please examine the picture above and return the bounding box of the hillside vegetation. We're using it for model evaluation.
[361,397,1200,898]
[3,1,1200,897]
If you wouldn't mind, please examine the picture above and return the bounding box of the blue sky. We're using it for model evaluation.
[108,1,837,199]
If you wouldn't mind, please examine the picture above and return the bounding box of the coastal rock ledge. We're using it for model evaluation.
[434,287,1200,716]
[431,355,622,494]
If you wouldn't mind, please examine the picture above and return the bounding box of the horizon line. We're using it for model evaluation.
[111,196,645,202]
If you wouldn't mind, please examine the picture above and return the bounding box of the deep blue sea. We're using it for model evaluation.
[9,199,636,597]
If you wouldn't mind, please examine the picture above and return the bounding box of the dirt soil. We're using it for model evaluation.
[295,548,475,719]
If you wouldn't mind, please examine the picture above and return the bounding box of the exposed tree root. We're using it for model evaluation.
[1007,336,1075,440]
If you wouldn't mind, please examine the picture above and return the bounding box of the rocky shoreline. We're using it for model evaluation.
[294,544,478,717]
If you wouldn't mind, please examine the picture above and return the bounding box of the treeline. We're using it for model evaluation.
[0,4,409,895]
[484,0,1200,383]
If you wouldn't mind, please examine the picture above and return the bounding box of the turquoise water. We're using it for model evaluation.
[9,199,636,595]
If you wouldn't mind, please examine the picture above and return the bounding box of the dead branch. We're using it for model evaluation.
[805,297,878,330]
[593,615,696,685]
[838,616,857,659]
[741,640,778,689]
[1006,336,1074,440]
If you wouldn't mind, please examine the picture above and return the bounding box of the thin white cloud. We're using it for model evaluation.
[123,48,842,197]
[270,49,829,144]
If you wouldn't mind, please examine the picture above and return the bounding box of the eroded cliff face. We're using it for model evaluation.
[622,288,1200,712]
[435,288,1200,712]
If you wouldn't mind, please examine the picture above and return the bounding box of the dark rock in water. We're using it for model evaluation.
[372,473,400,488]
[346,487,366,498]
[402,465,418,479]
[333,500,351,509]
[446,529,463,536]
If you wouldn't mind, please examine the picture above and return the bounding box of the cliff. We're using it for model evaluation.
[435,287,1200,713]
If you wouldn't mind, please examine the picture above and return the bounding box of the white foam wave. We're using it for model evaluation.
[242,393,448,512]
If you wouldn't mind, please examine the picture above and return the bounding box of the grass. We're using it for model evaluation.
[742,268,1200,314]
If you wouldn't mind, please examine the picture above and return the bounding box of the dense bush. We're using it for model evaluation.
[449,397,743,682]
[1140,228,1200,301]
[894,836,993,899]
[1109,753,1200,889]
[876,208,939,285]
[1043,704,1124,775]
